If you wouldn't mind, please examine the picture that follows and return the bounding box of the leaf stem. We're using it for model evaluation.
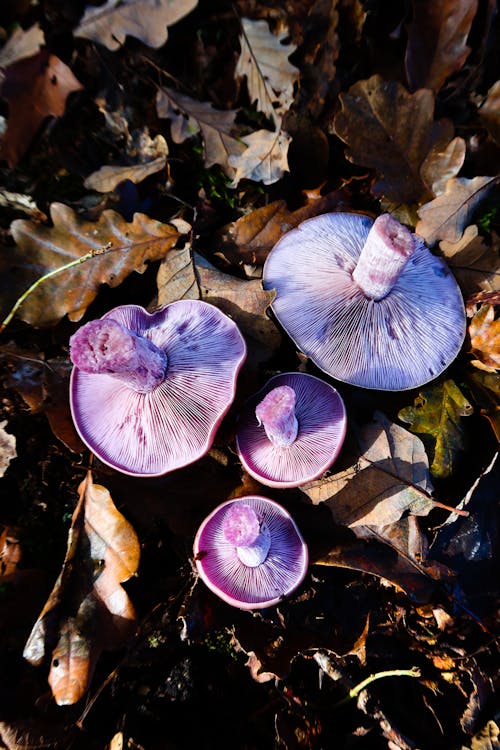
[333,666,421,708]
[0,244,112,335]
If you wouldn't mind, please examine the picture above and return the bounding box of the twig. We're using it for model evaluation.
[333,666,421,709]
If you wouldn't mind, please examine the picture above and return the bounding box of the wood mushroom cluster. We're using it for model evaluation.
[68,211,467,610]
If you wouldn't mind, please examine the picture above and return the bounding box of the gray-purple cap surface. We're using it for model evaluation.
[69,301,246,476]
[263,212,466,391]
[236,372,347,488]
[193,496,308,609]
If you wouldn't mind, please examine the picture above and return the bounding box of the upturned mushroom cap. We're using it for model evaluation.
[236,372,346,488]
[69,301,246,476]
[263,212,466,391]
[193,496,308,609]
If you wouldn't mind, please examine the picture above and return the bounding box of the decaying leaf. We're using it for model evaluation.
[479,80,500,146]
[0,23,45,80]
[84,132,169,193]
[1,203,180,326]
[469,305,500,372]
[229,125,292,186]
[155,243,199,305]
[23,472,140,705]
[440,225,500,297]
[235,18,299,126]
[0,50,83,167]
[398,380,473,478]
[0,421,16,477]
[420,136,466,198]
[156,87,244,177]
[416,176,498,245]
[216,190,351,266]
[75,0,198,51]
[0,526,21,576]
[467,369,500,441]
[405,0,478,92]
[302,411,435,526]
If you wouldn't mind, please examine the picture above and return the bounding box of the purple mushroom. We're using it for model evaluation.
[263,213,466,391]
[193,496,308,609]
[236,372,346,488]
[69,301,246,476]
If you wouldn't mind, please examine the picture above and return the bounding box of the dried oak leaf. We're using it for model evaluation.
[480,80,500,146]
[156,87,244,178]
[398,379,473,479]
[74,0,198,50]
[440,225,500,298]
[0,50,83,167]
[23,471,140,706]
[333,75,460,204]
[2,203,180,326]
[405,0,479,92]
[235,18,299,126]
[228,125,292,186]
[469,305,500,372]
[0,23,45,83]
[0,421,16,477]
[216,190,350,266]
[416,176,498,245]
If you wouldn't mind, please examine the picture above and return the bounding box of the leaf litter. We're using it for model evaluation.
[0,0,498,747]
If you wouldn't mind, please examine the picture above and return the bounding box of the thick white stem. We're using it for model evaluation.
[255,385,298,448]
[352,214,416,301]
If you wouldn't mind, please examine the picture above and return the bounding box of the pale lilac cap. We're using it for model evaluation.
[69,301,246,476]
[263,212,466,391]
[236,372,347,488]
[193,496,308,609]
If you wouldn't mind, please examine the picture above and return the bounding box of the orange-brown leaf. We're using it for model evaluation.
[469,305,500,372]
[2,203,180,327]
[0,50,83,167]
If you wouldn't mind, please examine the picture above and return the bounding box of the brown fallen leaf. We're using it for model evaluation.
[235,18,299,126]
[333,75,459,203]
[0,50,83,167]
[228,125,292,186]
[23,472,140,706]
[479,80,500,146]
[74,0,198,51]
[1,203,180,326]
[439,225,500,298]
[0,421,16,477]
[405,0,478,92]
[0,23,45,83]
[156,87,244,178]
[469,305,500,372]
[298,0,340,119]
[416,176,498,245]
[0,526,21,577]
[216,190,351,266]
[467,369,500,442]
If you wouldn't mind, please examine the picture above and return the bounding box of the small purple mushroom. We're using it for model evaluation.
[69,301,246,476]
[236,372,346,488]
[263,212,466,391]
[193,496,308,609]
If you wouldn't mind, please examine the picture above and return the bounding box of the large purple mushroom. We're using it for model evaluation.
[69,301,246,476]
[263,213,466,391]
[193,496,308,609]
[236,372,346,488]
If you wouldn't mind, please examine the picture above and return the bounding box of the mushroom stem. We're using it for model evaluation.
[222,503,271,567]
[69,318,167,393]
[255,386,298,448]
[352,214,416,301]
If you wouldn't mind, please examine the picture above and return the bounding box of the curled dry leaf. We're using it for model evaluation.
[469,305,500,372]
[405,0,479,92]
[333,75,459,203]
[479,80,500,146]
[398,379,473,479]
[1,203,180,326]
[416,176,498,245]
[0,421,16,478]
[235,18,299,126]
[229,125,292,186]
[156,88,244,177]
[0,50,83,167]
[23,472,140,705]
[75,0,198,51]
[439,225,500,298]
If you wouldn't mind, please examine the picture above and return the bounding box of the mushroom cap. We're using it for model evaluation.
[70,301,246,476]
[263,212,466,391]
[193,496,308,609]
[236,372,347,488]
